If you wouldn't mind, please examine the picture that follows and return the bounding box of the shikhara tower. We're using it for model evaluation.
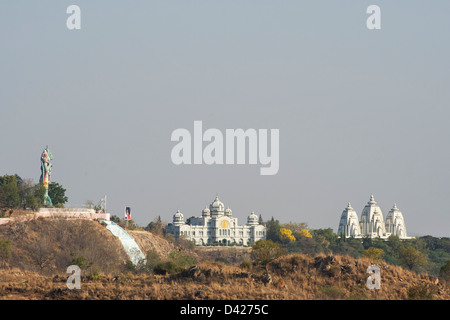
[338,195,410,239]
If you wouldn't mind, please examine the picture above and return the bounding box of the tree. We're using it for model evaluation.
[363,247,385,260]
[310,228,336,254]
[110,215,121,223]
[0,175,20,208]
[258,214,264,225]
[146,216,165,236]
[250,240,286,271]
[280,228,296,243]
[439,260,450,281]
[48,182,68,207]
[265,217,282,242]
[70,252,93,270]
[23,183,45,210]
[399,246,428,271]
[282,222,308,234]
[298,229,312,238]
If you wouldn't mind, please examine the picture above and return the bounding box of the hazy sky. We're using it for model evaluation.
[1,1,449,237]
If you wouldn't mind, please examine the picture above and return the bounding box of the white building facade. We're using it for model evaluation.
[166,196,266,246]
[338,195,410,239]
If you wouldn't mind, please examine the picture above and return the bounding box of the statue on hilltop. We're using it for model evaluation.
[40,146,53,206]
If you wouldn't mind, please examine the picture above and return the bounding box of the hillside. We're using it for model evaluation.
[127,230,178,260]
[0,218,448,300]
[0,217,129,275]
[0,252,448,300]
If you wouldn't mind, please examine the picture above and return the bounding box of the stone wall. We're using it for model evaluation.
[0,208,110,225]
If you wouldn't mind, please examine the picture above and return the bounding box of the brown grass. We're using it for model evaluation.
[0,253,448,300]
[0,219,448,300]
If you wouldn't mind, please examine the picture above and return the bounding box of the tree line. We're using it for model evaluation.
[263,217,450,279]
[0,174,68,215]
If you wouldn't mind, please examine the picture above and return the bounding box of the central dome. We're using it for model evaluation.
[210,195,225,216]
[210,196,224,210]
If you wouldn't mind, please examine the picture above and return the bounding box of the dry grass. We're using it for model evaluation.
[0,253,448,300]
[0,219,448,300]
[0,217,128,275]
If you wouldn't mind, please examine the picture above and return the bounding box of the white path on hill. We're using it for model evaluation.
[101,221,146,266]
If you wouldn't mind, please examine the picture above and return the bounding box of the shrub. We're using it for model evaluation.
[407,284,436,300]
[168,250,196,268]
[251,240,286,271]
[88,270,100,281]
[0,238,11,267]
[363,247,384,260]
[145,249,162,272]
[152,251,197,275]
[153,260,178,275]
[124,260,136,272]
[239,260,252,270]
[70,253,93,270]
[214,257,230,265]
[318,285,346,299]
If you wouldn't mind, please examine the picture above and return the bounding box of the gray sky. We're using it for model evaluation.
[1,1,449,237]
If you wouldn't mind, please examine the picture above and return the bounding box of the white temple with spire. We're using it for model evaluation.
[338,195,411,239]
[165,196,266,246]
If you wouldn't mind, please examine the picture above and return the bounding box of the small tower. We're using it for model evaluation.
[173,210,184,226]
[247,211,259,225]
[202,206,210,218]
[338,202,361,238]
[224,207,232,217]
[385,203,408,239]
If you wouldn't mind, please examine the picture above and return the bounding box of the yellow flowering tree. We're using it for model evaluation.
[363,247,385,260]
[280,228,296,243]
[298,229,312,238]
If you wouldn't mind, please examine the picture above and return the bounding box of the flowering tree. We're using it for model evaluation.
[280,228,296,243]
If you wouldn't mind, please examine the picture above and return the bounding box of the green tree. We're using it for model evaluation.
[70,252,93,270]
[23,183,45,210]
[48,182,68,207]
[399,246,428,271]
[265,217,282,242]
[363,247,385,260]
[110,215,121,223]
[0,175,20,208]
[258,214,264,225]
[439,260,450,281]
[250,239,286,271]
[333,238,364,257]
[146,215,165,236]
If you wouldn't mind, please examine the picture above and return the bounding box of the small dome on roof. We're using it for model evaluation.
[247,211,259,225]
[202,206,210,216]
[224,207,232,216]
[173,210,184,224]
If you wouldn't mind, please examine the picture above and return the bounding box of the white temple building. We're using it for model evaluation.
[165,196,266,246]
[337,203,361,238]
[338,195,411,239]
